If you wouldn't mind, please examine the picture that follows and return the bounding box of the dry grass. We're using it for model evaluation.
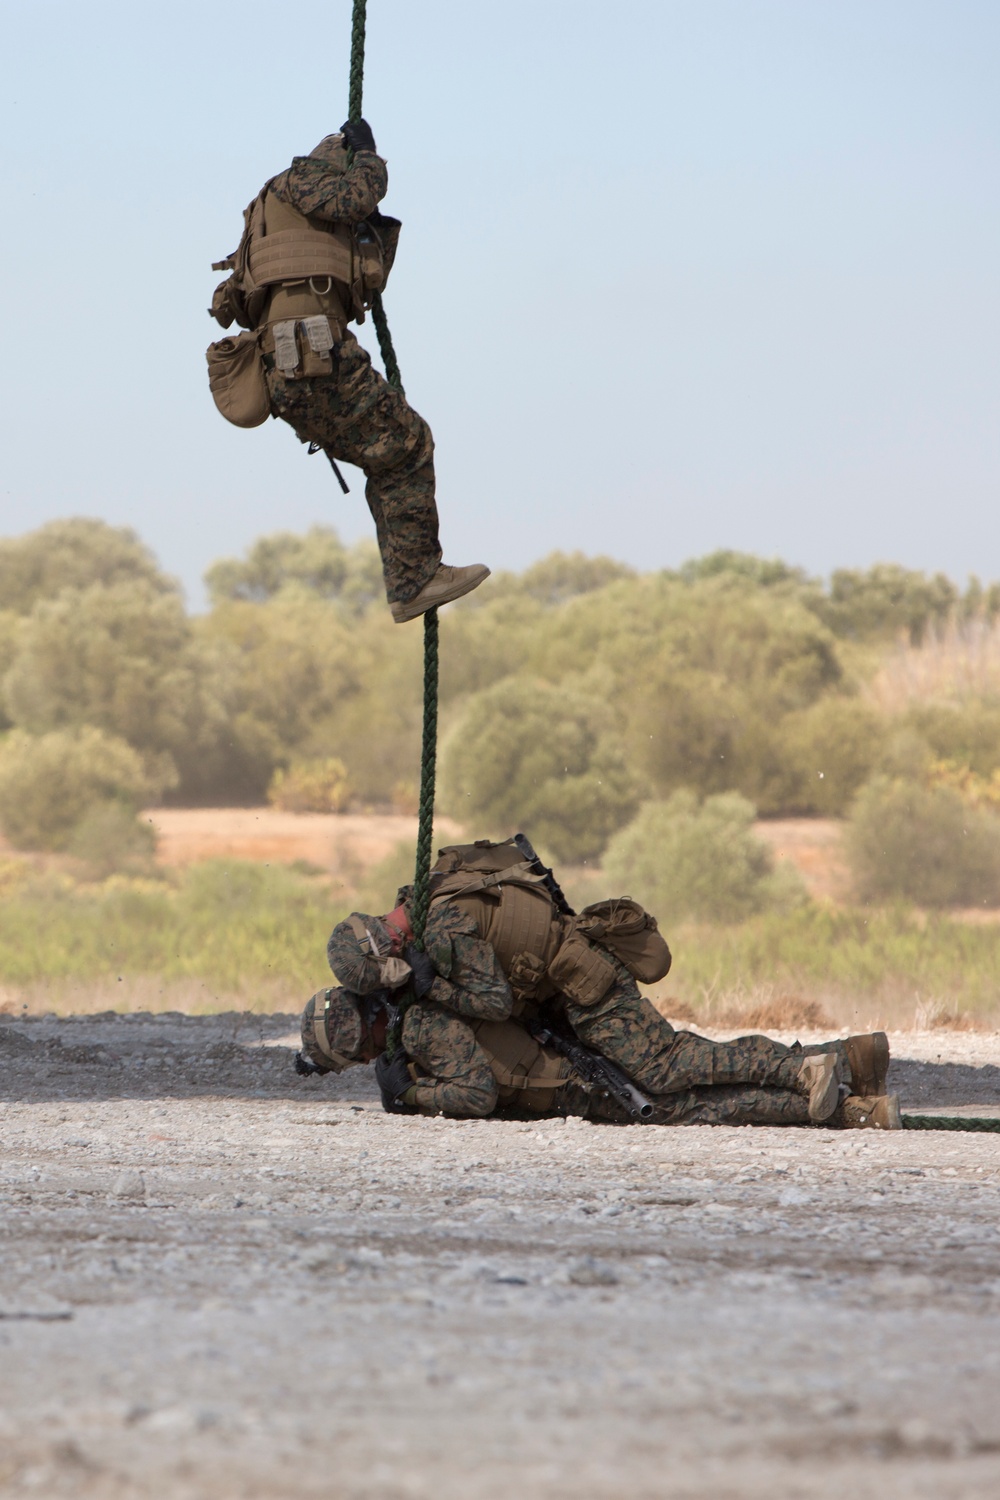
[646,974,1000,1036]
[913,997,989,1032]
[867,616,1000,713]
[650,985,833,1032]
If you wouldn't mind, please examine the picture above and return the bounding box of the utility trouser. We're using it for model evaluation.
[563,961,850,1126]
[266,332,442,605]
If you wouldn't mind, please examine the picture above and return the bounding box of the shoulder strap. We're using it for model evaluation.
[428,862,552,906]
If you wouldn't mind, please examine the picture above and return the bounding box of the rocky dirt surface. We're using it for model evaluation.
[1,1012,999,1499]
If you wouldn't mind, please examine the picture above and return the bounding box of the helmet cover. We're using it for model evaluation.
[299,987,364,1072]
[327,913,412,994]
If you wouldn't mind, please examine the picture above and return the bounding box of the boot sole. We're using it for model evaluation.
[391,566,491,623]
[847,1031,891,1097]
[870,1032,890,1096]
[877,1093,902,1130]
[806,1055,842,1122]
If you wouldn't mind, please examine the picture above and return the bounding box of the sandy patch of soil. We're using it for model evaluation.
[142,810,849,899]
[144,807,465,876]
[755,818,850,901]
[1,1012,999,1498]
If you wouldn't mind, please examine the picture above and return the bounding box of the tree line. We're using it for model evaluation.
[1,518,999,901]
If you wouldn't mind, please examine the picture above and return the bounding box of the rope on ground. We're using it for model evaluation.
[902,1114,1000,1133]
[348,0,435,956]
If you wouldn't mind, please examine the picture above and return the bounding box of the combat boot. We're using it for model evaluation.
[844,1032,890,1097]
[839,1093,902,1130]
[391,563,491,623]
[798,1052,843,1122]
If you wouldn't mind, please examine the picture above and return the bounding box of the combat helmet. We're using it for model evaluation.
[327,911,413,995]
[297,987,367,1074]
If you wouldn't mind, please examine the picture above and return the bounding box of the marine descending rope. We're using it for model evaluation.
[346,2,999,1127]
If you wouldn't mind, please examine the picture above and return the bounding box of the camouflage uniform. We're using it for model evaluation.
[262,148,441,605]
[398,1001,617,1121]
[381,901,847,1127]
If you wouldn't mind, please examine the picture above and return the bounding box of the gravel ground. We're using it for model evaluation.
[2,1013,999,1499]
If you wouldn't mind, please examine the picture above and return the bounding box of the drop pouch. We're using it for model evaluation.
[206,330,270,428]
[547,931,617,1008]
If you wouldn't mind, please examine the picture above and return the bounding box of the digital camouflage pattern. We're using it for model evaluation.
[266,334,441,604]
[562,957,849,1099]
[268,146,387,224]
[418,900,515,1020]
[323,890,858,1125]
[401,1002,503,1116]
[351,896,857,1126]
[395,999,819,1127]
[327,900,513,1017]
[299,988,364,1072]
[651,1084,810,1127]
[399,1000,616,1121]
[261,141,441,606]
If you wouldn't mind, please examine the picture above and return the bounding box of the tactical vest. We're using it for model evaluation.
[427,838,672,1005]
[428,840,618,1009]
[428,841,560,1000]
[207,137,399,385]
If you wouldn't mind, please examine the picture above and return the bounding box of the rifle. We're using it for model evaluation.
[527,1020,654,1121]
[307,441,351,493]
[513,832,574,916]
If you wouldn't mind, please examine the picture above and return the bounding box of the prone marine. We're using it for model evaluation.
[296,837,900,1130]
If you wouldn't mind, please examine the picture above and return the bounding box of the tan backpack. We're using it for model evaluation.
[574,898,672,984]
[426,840,670,1006]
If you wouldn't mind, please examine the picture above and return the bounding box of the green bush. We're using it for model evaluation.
[676,550,815,592]
[0,518,175,616]
[203,592,424,805]
[846,775,1000,907]
[2,579,223,796]
[67,802,158,878]
[815,564,959,643]
[603,790,806,924]
[205,527,383,616]
[0,727,152,851]
[268,757,350,813]
[781,697,887,815]
[0,610,19,730]
[440,676,641,863]
[614,579,844,811]
[902,702,1000,779]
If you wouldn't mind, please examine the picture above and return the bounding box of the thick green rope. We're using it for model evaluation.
[348,0,435,955]
[902,1114,1000,1133]
[347,0,366,124]
[409,609,439,945]
[370,293,405,395]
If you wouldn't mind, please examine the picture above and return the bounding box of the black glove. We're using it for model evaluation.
[375,1050,415,1113]
[404,943,436,998]
[341,117,377,154]
[294,1050,330,1077]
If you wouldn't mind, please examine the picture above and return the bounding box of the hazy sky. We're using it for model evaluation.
[1,0,997,604]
